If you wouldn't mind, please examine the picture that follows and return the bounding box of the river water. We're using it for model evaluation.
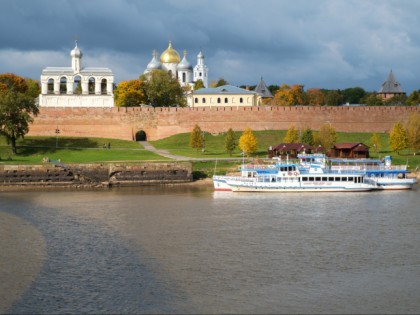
[1,185,419,314]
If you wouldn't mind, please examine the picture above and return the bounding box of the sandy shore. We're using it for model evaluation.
[0,212,46,313]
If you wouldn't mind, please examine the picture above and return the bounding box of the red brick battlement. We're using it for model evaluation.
[28,106,420,141]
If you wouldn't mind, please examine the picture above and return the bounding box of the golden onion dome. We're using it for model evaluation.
[160,41,181,63]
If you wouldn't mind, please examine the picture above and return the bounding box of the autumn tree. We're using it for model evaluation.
[314,124,337,152]
[238,127,258,157]
[370,133,382,154]
[273,84,307,106]
[405,112,420,154]
[307,88,324,106]
[189,124,204,153]
[389,121,407,155]
[114,79,147,107]
[141,70,185,107]
[0,73,39,154]
[300,128,314,146]
[283,126,299,143]
[224,128,237,156]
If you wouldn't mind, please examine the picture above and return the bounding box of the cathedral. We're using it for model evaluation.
[144,41,209,88]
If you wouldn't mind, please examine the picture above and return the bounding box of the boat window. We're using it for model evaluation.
[335,177,341,181]
[302,177,307,182]
[309,177,314,181]
[328,177,334,181]
[315,177,321,181]
[322,177,327,181]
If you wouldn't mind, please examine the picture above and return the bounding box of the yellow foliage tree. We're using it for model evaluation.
[370,133,381,154]
[238,127,258,157]
[273,84,307,106]
[307,88,324,105]
[405,112,420,154]
[114,79,146,107]
[314,124,337,152]
[189,124,204,153]
[389,121,407,155]
[283,126,299,143]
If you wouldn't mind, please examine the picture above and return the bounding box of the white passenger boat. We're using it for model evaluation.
[214,161,376,192]
[329,156,417,190]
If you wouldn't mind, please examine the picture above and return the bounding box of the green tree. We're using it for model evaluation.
[300,127,314,145]
[342,87,366,104]
[406,90,420,106]
[405,112,420,154]
[238,127,258,157]
[324,90,343,106]
[224,128,237,156]
[385,94,407,106]
[283,126,299,143]
[215,78,228,87]
[0,74,39,154]
[364,93,384,106]
[189,124,204,153]
[370,133,382,154]
[389,121,407,155]
[314,124,337,152]
[114,79,147,107]
[141,70,185,107]
[194,79,205,90]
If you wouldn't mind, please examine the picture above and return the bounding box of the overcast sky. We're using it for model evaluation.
[1,0,419,93]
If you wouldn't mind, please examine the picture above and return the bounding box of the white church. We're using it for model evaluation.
[39,41,115,107]
[144,41,209,88]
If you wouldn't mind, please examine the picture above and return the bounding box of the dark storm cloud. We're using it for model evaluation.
[1,0,420,93]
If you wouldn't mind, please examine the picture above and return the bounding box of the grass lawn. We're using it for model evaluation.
[1,132,419,172]
[151,130,420,171]
[0,136,168,164]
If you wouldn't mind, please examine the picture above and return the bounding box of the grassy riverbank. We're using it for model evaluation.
[1,131,419,178]
[0,136,168,164]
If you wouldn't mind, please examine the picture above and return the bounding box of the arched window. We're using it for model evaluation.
[168,70,172,77]
[74,75,82,94]
[224,97,228,104]
[101,79,107,95]
[202,98,206,103]
[88,77,95,94]
[60,77,67,94]
[47,78,54,94]
[240,97,243,103]
[194,97,198,103]
[217,97,221,104]
[182,72,186,83]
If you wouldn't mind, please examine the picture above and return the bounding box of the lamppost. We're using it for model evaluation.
[55,127,60,148]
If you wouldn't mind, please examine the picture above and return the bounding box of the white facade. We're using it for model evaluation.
[39,41,115,107]
[144,41,209,88]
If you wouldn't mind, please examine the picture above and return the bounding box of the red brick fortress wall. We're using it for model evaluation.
[28,106,420,141]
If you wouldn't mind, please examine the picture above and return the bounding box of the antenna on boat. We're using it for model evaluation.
[213,158,218,176]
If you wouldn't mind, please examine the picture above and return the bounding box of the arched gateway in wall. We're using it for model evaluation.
[39,41,114,107]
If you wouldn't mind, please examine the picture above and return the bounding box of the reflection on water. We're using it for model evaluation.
[1,186,420,314]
